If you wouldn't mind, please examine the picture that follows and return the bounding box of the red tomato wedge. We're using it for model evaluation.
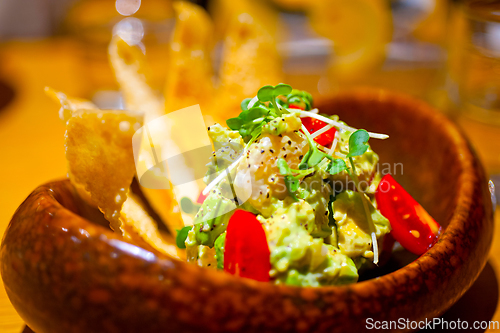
[224,210,270,282]
[375,174,441,255]
[301,117,337,147]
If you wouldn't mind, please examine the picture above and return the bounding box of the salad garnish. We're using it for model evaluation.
[180,83,440,286]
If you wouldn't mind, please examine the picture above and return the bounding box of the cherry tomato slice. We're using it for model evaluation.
[196,191,208,204]
[375,174,441,255]
[289,104,304,110]
[224,210,270,282]
[301,117,337,147]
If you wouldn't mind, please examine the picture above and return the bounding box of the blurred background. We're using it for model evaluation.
[1,0,500,332]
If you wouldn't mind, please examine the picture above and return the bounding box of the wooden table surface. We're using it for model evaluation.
[0,40,499,333]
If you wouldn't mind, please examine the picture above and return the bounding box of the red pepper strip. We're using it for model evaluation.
[375,174,441,255]
[196,191,208,204]
[288,104,304,110]
[224,210,270,282]
[301,117,337,147]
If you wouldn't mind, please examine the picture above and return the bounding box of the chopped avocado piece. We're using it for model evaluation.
[193,189,235,247]
[333,190,390,259]
[262,113,302,136]
[214,232,226,270]
[337,256,358,285]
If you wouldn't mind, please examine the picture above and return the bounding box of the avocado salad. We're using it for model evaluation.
[177,83,393,287]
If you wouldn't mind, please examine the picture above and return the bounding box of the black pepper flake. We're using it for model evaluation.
[325,211,328,215]
[284,154,287,158]
[288,140,292,145]
[299,155,303,159]
[208,126,211,131]
[282,147,286,151]
[281,118,285,121]
[270,149,274,153]
[266,193,270,198]
[278,134,282,137]
[248,164,251,168]
[261,149,265,154]
[213,190,216,193]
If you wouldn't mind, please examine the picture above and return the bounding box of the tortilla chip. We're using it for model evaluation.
[216,9,283,119]
[110,36,187,234]
[120,193,184,259]
[65,108,143,232]
[209,0,279,41]
[164,1,215,114]
[45,87,97,122]
[108,36,164,122]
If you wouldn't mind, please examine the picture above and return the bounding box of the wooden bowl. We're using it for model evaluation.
[1,90,494,333]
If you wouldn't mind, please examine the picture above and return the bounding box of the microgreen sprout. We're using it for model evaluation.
[277,158,315,201]
[344,129,379,264]
[176,226,191,249]
[286,89,313,110]
[256,83,293,116]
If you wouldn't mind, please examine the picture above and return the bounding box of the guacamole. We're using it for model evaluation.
[182,84,391,286]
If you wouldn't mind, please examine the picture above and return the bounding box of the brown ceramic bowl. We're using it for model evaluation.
[1,90,494,333]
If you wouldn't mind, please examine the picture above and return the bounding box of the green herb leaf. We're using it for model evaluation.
[226,117,243,130]
[277,158,292,176]
[240,98,252,111]
[327,158,348,175]
[257,85,275,102]
[298,150,311,170]
[286,89,313,110]
[347,129,370,157]
[308,149,326,167]
[227,105,269,139]
[257,83,293,103]
[284,175,300,201]
[176,226,192,249]
[274,83,293,96]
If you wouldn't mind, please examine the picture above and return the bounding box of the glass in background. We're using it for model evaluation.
[58,0,174,107]
[446,0,500,190]
[278,0,450,101]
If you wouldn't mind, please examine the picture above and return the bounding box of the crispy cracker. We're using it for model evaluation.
[65,108,143,232]
[108,36,164,122]
[45,87,97,122]
[164,1,215,114]
[109,36,186,234]
[216,8,283,119]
